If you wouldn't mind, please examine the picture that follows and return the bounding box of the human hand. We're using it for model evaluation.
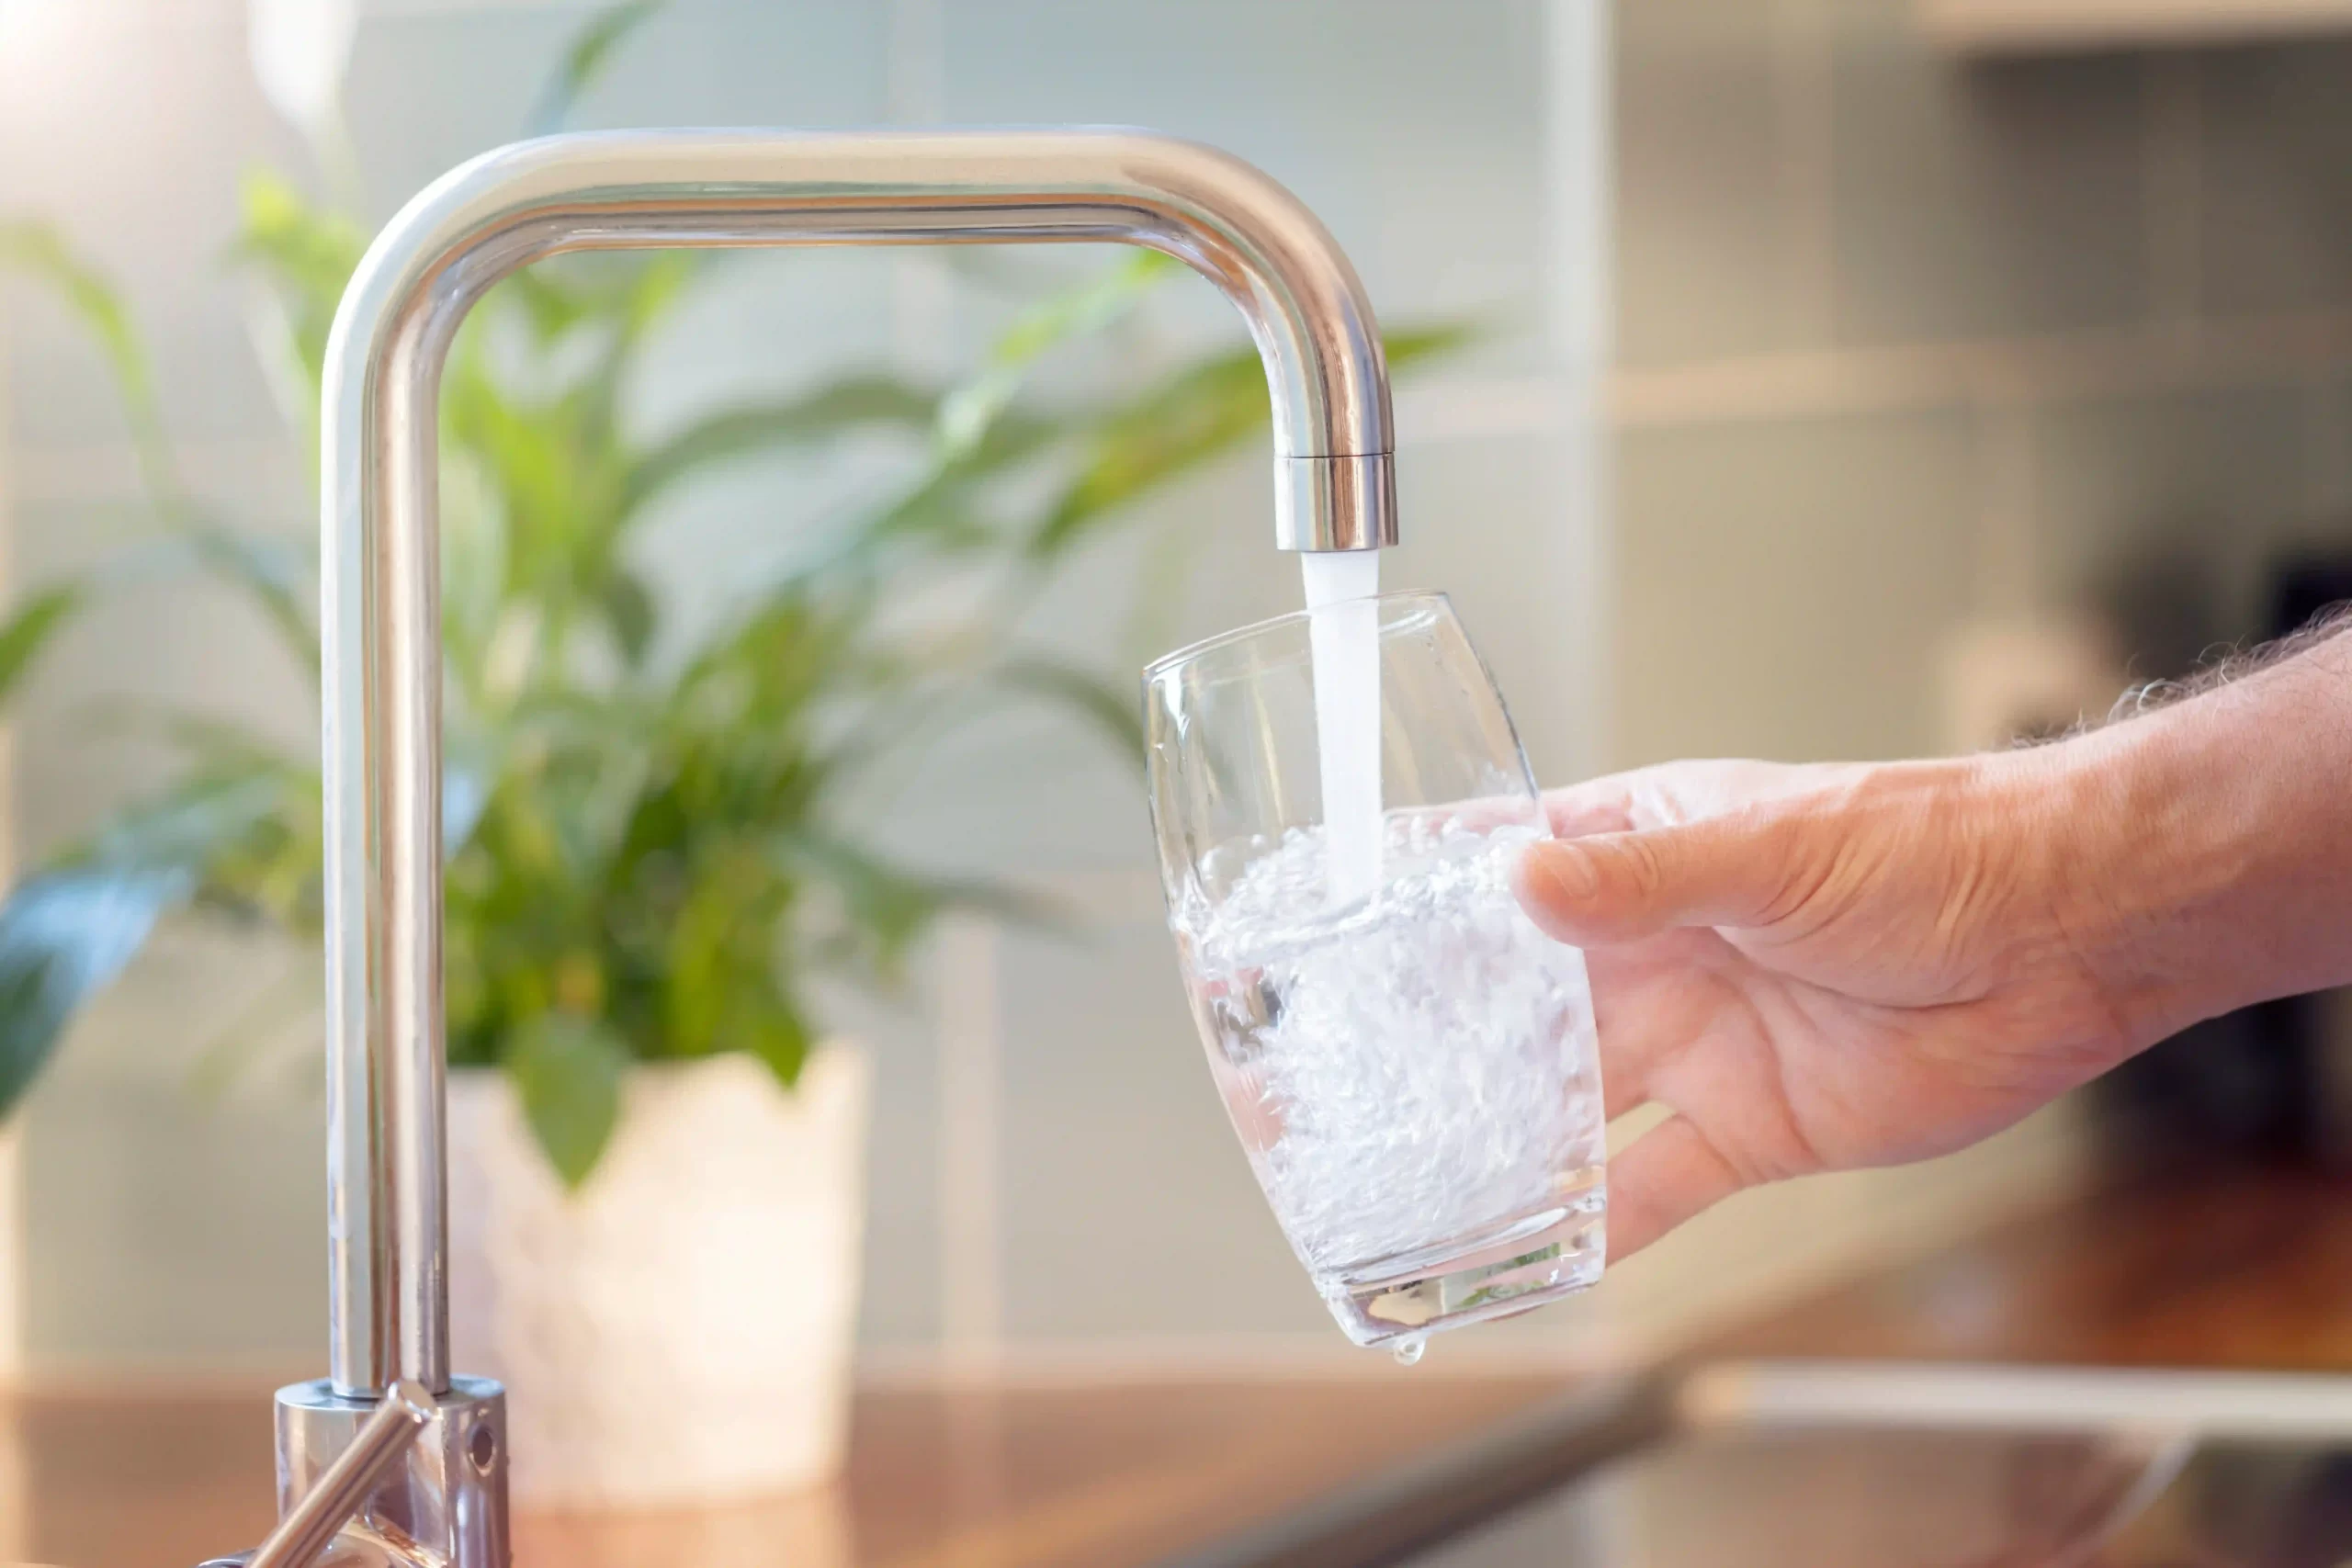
[1514,753,2145,1261]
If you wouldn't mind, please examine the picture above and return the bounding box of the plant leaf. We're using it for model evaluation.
[1033,323,1476,559]
[79,700,305,773]
[738,987,811,1096]
[0,866,190,1123]
[181,523,319,680]
[441,444,512,673]
[113,768,321,932]
[989,653,1145,765]
[621,378,940,521]
[527,0,669,137]
[1381,323,1480,367]
[0,757,295,1121]
[775,832,943,979]
[0,220,176,497]
[503,265,599,345]
[658,841,791,1058]
[186,954,319,1100]
[228,170,368,411]
[505,1011,628,1188]
[935,250,1172,461]
[1032,348,1264,558]
[602,569,657,667]
[0,586,83,706]
[776,829,1062,984]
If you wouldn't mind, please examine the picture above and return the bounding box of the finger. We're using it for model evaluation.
[1604,1114,1749,1262]
[1601,1063,1648,1124]
[1541,775,1639,838]
[1579,940,1702,1122]
[1514,811,1805,946]
[1400,794,1546,840]
[1541,759,1786,838]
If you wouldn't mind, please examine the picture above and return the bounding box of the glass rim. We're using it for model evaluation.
[1141,587,1456,681]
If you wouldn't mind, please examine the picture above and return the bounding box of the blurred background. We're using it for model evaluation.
[9,0,2352,1562]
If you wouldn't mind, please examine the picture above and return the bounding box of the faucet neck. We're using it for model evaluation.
[319,129,1397,1396]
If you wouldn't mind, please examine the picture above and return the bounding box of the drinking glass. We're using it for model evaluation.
[1145,590,1606,1351]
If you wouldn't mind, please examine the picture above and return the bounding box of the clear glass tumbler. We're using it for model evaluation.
[1146,591,1606,1351]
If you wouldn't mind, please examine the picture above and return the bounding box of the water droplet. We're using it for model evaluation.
[1391,1336,1426,1367]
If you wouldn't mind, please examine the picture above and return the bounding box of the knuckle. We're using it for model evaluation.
[1736,807,1832,927]
[1612,832,1671,905]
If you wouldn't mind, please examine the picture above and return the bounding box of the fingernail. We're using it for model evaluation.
[1531,842,1600,901]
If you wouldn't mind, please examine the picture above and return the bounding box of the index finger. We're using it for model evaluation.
[1543,759,1827,839]
[1542,774,1640,838]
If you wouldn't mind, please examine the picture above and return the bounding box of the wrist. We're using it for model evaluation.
[2038,640,2352,1045]
[2032,711,2250,1047]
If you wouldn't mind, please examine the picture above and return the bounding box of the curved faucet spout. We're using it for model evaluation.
[317,130,1398,1402]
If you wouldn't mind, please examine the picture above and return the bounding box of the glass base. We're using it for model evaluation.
[1315,1173,1606,1349]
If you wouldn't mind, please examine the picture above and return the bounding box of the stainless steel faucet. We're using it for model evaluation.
[211,128,1395,1568]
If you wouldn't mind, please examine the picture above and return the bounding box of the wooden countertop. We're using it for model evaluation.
[17,1165,2352,1568]
[1703,1165,2352,1371]
[6,1371,1571,1568]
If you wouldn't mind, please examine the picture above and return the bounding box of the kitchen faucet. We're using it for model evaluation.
[191,128,1396,1567]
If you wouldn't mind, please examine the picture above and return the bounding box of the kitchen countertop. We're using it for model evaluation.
[6,1370,1570,1568]
[1702,1164,2352,1371]
[17,1166,2352,1568]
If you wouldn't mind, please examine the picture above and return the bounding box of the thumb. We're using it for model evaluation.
[1513,813,1807,945]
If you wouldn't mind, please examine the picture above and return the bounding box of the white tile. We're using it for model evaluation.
[995,916,1326,1340]
[1612,409,1980,765]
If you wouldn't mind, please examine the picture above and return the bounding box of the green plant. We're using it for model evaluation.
[0,221,236,1122]
[0,544,98,1122]
[1,3,1464,1179]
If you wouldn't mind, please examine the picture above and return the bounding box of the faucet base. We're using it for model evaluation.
[276,1377,509,1568]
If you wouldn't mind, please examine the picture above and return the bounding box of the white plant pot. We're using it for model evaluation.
[447,1044,870,1510]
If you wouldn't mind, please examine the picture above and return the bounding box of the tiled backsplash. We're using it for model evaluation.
[1614,0,2352,769]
